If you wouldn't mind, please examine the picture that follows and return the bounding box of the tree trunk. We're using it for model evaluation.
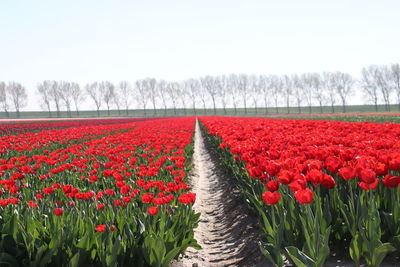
[212,96,216,115]
[309,105,312,114]
[126,108,129,116]
[319,102,323,113]
[331,104,335,113]
[97,108,100,117]
[287,98,290,114]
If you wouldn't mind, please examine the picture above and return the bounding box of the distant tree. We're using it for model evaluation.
[166,82,179,115]
[249,75,260,114]
[283,75,294,113]
[301,73,314,113]
[215,75,228,114]
[185,79,200,115]
[322,72,337,113]
[7,82,27,118]
[177,82,188,115]
[112,87,122,116]
[144,78,157,116]
[71,83,84,116]
[391,64,400,111]
[59,81,74,117]
[85,82,104,116]
[116,81,131,116]
[0,82,9,118]
[270,75,282,114]
[237,74,249,114]
[135,80,149,116]
[311,73,325,113]
[201,76,217,115]
[197,80,209,115]
[360,65,380,111]
[227,74,239,115]
[37,81,53,117]
[375,65,393,111]
[101,81,115,116]
[46,81,62,117]
[331,72,354,113]
[258,75,269,114]
[157,80,169,116]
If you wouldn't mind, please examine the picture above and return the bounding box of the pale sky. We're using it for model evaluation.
[1,0,399,110]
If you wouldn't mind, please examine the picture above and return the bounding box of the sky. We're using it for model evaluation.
[1,0,400,110]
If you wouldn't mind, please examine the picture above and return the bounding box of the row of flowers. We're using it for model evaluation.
[0,117,199,267]
[0,118,148,135]
[200,116,400,267]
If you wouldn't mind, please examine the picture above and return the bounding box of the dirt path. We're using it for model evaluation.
[172,120,269,267]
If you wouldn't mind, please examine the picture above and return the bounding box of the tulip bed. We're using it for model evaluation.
[200,116,400,267]
[0,118,149,135]
[0,117,199,267]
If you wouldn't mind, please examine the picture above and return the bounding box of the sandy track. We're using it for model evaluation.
[172,120,270,267]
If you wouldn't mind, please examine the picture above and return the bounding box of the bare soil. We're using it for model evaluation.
[172,120,400,267]
[172,120,270,267]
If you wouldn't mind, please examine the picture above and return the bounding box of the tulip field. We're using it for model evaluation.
[200,116,400,267]
[1,116,400,266]
[0,118,199,266]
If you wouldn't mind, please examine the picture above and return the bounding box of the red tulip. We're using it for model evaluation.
[148,206,158,215]
[54,208,63,216]
[262,191,281,205]
[294,188,313,204]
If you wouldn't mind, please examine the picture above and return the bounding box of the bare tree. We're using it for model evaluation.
[185,79,200,115]
[375,65,393,111]
[215,75,228,115]
[176,82,188,115]
[85,82,104,116]
[135,80,150,116]
[7,82,27,118]
[198,82,208,115]
[112,87,122,116]
[116,81,132,116]
[360,65,380,111]
[166,82,179,115]
[237,74,249,114]
[101,81,115,116]
[283,75,294,113]
[201,76,218,115]
[312,73,325,113]
[71,83,84,116]
[258,75,269,114]
[37,81,53,117]
[322,72,337,113]
[59,81,74,117]
[331,72,354,113]
[270,75,282,114]
[301,73,314,113]
[0,82,10,118]
[249,75,260,114]
[157,80,169,116]
[391,64,400,111]
[48,81,62,117]
[144,78,157,116]
[227,74,239,115]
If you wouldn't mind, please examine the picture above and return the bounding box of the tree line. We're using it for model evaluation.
[1,63,400,118]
